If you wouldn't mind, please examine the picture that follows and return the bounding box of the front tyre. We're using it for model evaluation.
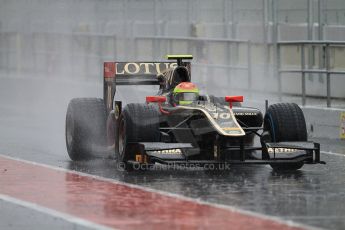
[263,103,307,171]
[65,98,106,161]
[116,103,160,167]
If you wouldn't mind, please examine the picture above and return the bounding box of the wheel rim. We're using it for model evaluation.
[66,113,74,150]
[263,114,275,143]
[118,118,125,159]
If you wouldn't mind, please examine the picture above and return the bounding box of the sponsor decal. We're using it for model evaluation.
[341,112,345,139]
[211,112,231,119]
[267,148,299,153]
[234,112,257,116]
[115,62,177,75]
[178,104,245,136]
[151,149,182,154]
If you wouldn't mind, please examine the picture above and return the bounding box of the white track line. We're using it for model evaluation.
[0,194,113,230]
[321,151,345,157]
[302,106,345,112]
[0,154,322,230]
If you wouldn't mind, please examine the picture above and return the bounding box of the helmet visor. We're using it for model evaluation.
[175,92,198,104]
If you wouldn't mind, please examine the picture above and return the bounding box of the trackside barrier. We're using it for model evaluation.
[0,32,19,73]
[2,31,345,108]
[133,36,253,90]
[277,40,345,107]
[0,32,118,77]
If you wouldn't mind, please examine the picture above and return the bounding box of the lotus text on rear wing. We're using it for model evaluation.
[115,62,178,75]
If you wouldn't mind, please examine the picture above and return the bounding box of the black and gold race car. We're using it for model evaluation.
[65,55,324,171]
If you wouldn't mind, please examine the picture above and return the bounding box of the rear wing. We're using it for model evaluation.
[103,61,190,113]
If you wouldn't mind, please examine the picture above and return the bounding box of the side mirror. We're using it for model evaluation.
[225,96,243,109]
[146,96,166,103]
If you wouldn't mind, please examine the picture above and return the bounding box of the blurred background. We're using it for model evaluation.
[0,0,345,107]
[1,3,345,230]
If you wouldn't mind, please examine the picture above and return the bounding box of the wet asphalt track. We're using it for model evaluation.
[1,75,345,229]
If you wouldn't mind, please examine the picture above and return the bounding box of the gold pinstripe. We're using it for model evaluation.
[177,105,245,136]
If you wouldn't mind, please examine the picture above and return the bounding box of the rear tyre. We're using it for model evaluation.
[116,103,160,168]
[106,110,116,155]
[263,103,307,171]
[65,98,106,161]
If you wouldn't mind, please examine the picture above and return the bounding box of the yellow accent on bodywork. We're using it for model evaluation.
[135,155,147,163]
[340,112,345,139]
[222,127,242,131]
[177,105,245,137]
[178,100,194,105]
[165,54,193,60]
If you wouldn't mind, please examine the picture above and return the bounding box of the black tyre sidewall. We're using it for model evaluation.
[116,103,160,163]
[264,103,307,143]
[117,113,127,161]
[66,104,78,159]
[65,98,106,161]
[263,103,307,171]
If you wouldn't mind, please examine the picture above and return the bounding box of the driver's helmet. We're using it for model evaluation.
[172,82,199,105]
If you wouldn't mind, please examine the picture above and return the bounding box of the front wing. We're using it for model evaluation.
[125,141,325,166]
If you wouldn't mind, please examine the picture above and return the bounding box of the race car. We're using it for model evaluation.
[65,55,324,171]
